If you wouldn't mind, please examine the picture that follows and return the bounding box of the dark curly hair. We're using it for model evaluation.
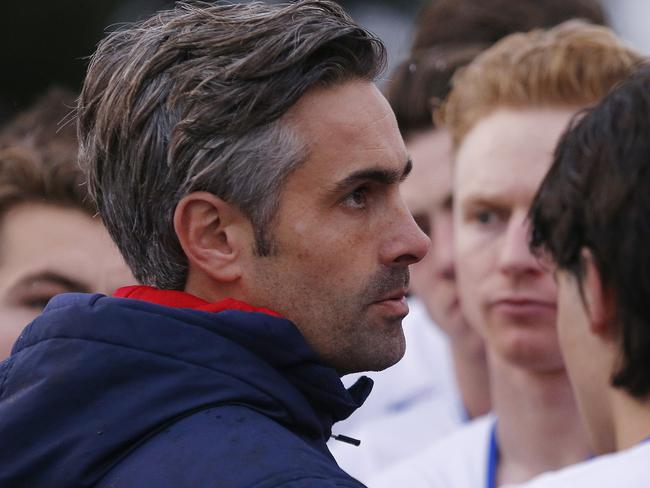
[529,63,650,398]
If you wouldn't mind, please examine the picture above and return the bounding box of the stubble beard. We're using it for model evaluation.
[322,266,411,375]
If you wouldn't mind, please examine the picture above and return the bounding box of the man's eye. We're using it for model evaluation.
[343,187,368,209]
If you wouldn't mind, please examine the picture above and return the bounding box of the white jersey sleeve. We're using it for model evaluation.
[367,414,495,488]
[503,441,650,488]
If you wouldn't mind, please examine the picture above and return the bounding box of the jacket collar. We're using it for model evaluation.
[114,285,282,317]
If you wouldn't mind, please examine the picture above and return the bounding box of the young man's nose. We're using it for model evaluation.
[498,214,543,277]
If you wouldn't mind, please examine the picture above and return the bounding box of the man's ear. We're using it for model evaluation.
[174,192,249,283]
[581,248,615,338]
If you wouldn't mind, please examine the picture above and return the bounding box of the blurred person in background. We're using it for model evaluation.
[0,88,133,359]
[333,0,606,482]
[509,62,650,488]
[370,20,643,488]
[411,0,605,49]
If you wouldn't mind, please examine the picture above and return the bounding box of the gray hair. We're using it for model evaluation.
[78,0,386,289]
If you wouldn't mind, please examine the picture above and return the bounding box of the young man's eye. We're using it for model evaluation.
[474,209,499,225]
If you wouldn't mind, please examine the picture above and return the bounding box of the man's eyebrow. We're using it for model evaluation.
[12,271,91,294]
[331,158,413,192]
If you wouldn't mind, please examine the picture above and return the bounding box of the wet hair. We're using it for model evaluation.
[78,0,386,290]
[530,64,650,399]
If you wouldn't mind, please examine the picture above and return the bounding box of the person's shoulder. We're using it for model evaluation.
[505,442,650,488]
[330,393,464,482]
[99,404,363,488]
[367,414,495,488]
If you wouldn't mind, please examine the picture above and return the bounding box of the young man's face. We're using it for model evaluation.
[402,129,482,355]
[0,203,134,359]
[454,107,575,372]
[556,257,618,454]
[243,80,429,375]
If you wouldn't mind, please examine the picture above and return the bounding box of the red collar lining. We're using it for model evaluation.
[113,285,282,317]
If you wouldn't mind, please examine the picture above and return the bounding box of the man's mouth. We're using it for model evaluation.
[372,288,409,316]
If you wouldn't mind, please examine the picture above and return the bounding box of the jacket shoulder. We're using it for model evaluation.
[98,404,364,488]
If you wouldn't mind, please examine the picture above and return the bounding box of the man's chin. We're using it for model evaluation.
[338,330,406,374]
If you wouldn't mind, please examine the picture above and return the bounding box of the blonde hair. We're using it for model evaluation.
[439,20,645,148]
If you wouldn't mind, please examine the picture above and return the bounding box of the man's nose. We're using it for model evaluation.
[382,204,430,267]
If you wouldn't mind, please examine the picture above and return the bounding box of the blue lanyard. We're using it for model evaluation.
[486,422,499,488]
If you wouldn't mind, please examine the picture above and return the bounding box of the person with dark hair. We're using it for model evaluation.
[412,0,605,50]
[511,63,650,488]
[0,1,428,487]
[371,21,643,488]
[0,87,133,359]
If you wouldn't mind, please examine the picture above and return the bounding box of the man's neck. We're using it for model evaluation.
[451,343,491,419]
[489,352,591,486]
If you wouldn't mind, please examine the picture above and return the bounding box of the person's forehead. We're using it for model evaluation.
[454,107,576,203]
[286,79,408,180]
[402,129,453,213]
[0,203,128,286]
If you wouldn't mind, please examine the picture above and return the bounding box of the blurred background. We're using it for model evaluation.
[1,0,647,125]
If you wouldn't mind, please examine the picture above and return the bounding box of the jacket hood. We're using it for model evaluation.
[0,289,372,487]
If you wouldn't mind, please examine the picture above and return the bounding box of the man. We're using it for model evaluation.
[0,2,427,487]
[370,21,642,488]
[507,63,650,487]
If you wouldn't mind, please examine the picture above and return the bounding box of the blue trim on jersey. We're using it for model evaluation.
[487,422,500,488]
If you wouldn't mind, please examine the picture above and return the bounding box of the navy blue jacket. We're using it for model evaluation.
[0,290,372,487]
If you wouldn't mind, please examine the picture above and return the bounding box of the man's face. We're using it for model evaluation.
[454,107,575,372]
[243,80,429,375]
[402,129,481,353]
[0,203,134,359]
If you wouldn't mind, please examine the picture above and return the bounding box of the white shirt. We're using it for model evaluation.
[367,414,495,488]
[330,389,466,483]
[504,441,650,488]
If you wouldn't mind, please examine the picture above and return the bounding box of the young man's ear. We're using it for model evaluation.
[581,248,616,338]
[174,192,250,283]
